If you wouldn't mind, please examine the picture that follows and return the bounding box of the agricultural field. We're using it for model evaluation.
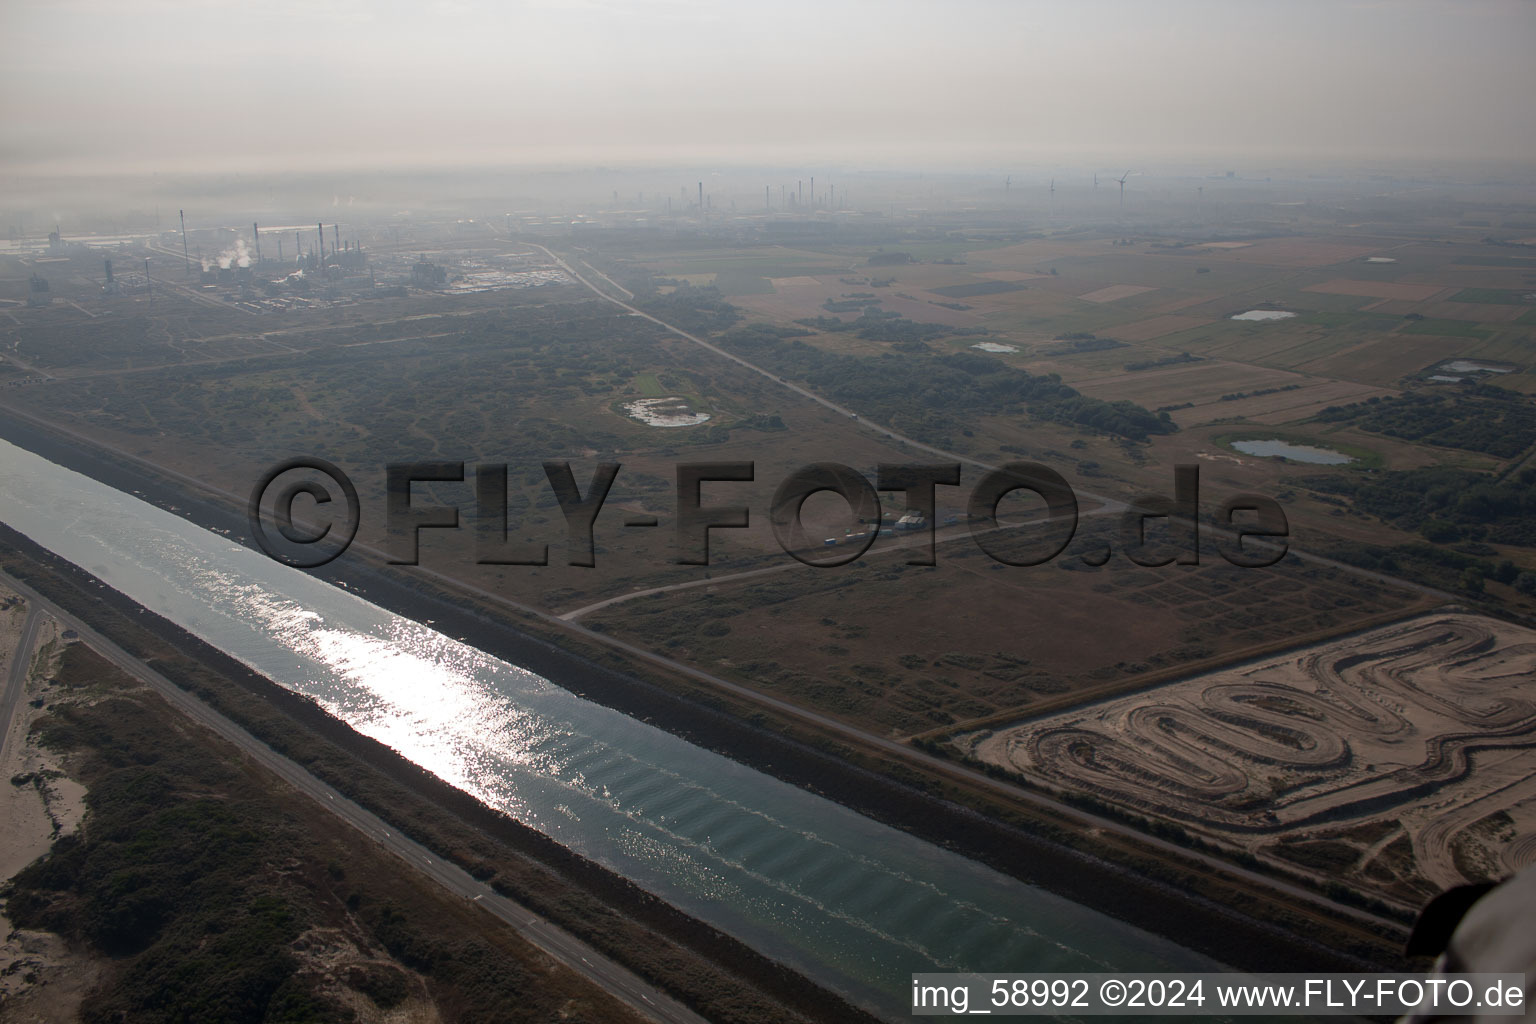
[631,230,1536,457]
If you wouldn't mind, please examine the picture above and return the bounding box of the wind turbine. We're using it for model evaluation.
[1114,170,1134,214]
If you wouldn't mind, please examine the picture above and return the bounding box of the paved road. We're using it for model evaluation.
[0,603,42,763]
[537,237,1462,607]
[516,241,1425,930]
[558,511,1084,622]
[0,571,709,1024]
[525,242,1051,485]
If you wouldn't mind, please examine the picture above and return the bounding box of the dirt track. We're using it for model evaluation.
[965,614,1536,894]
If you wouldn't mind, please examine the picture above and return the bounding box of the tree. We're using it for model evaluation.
[1420,519,1460,543]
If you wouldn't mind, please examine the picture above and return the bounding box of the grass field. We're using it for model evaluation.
[1400,319,1494,339]
[712,268,777,295]
[585,525,1424,735]
[1290,334,1455,386]
[1450,288,1534,305]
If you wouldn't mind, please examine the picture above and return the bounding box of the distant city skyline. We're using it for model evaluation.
[2,0,1533,176]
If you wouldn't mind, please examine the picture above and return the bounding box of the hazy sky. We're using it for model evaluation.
[2,0,1533,175]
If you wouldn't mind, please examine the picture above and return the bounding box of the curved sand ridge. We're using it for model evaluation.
[968,615,1536,885]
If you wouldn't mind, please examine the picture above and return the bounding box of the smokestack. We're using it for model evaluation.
[179,210,191,277]
[317,223,325,261]
[797,180,802,206]
[278,237,284,262]
[296,232,302,262]
[104,258,113,284]
[253,222,262,263]
[698,181,703,213]
[333,224,340,256]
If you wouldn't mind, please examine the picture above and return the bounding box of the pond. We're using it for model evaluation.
[972,342,1018,353]
[1230,438,1354,465]
[1230,310,1297,321]
[623,397,711,427]
[1439,360,1512,375]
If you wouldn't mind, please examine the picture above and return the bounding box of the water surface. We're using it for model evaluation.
[1231,439,1353,465]
[0,437,1216,1016]
[1230,310,1297,321]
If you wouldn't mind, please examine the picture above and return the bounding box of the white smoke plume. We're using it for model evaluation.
[208,237,252,271]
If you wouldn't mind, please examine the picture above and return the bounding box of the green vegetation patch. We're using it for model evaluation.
[1452,255,1536,268]
[1451,287,1536,305]
[1296,311,1400,330]
[929,280,1030,299]
[1400,318,1492,339]
[1316,387,1536,459]
[712,269,776,296]
[9,649,358,1022]
[1309,466,1536,550]
[715,321,1176,444]
[1124,352,1203,372]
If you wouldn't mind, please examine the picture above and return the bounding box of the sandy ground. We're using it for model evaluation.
[962,614,1536,893]
[0,583,97,1022]
[0,609,83,879]
[289,927,441,1024]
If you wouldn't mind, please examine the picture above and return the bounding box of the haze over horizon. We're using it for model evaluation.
[3,0,1534,180]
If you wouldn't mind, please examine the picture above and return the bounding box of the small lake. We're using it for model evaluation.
[1439,360,1512,375]
[1231,439,1354,465]
[1231,310,1297,321]
[972,342,1018,353]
